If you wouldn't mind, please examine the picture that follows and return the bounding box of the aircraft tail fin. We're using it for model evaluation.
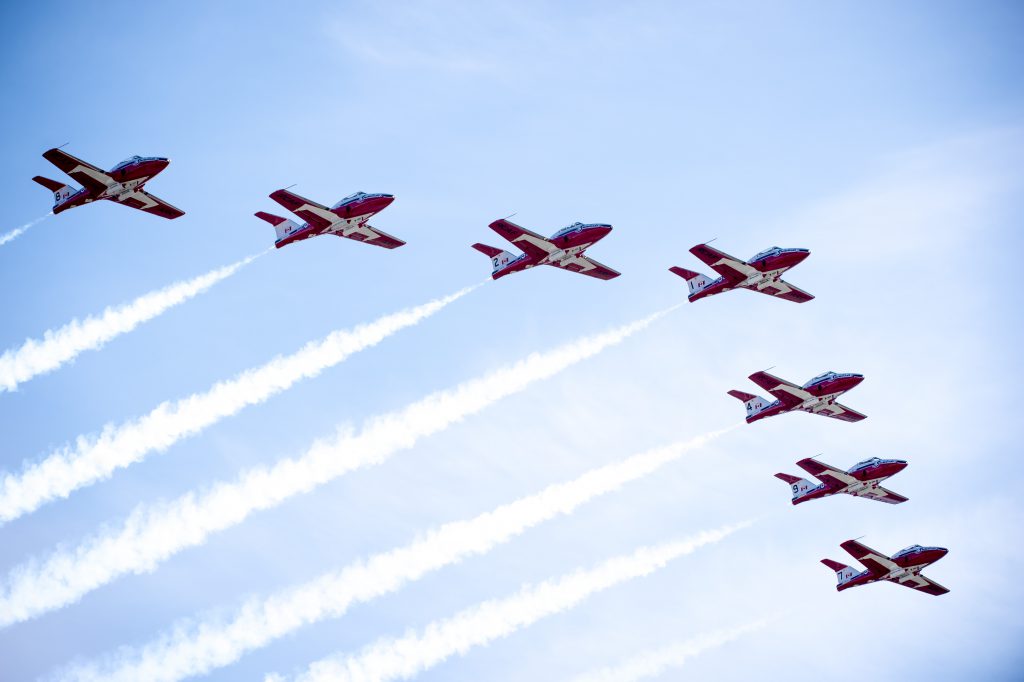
[33,176,76,208]
[473,243,515,274]
[669,266,714,297]
[821,559,858,586]
[727,389,770,419]
[775,473,815,502]
[255,211,301,243]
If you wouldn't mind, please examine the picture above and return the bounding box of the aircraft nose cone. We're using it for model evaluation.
[893,460,909,472]
[849,374,865,387]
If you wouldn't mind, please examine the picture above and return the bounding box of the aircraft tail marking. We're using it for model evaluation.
[774,473,814,501]
[727,389,770,418]
[821,558,858,586]
[33,176,76,208]
[669,266,714,296]
[472,243,515,274]
[255,211,301,243]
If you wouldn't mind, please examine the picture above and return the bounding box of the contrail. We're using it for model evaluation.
[0,212,50,247]
[0,306,676,628]
[50,427,734,682]
[0,252,263,393]
[264,523,749,682]
[568,619,771,682]
[0,285,478,525]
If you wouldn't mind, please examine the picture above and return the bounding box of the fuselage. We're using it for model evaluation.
[690,247,810,301]
[493,222,612,279]
[55,155,170,214]
[275,192,394,248]
[745,371,864,423]
[839,545,949,591]
[792,458,908,504]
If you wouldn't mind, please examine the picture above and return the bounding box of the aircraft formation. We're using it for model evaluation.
[30,146,948,597]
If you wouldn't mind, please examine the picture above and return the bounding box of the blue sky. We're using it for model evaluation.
[1,1,1022,680]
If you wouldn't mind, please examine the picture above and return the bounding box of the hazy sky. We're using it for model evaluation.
[1,1,1022,680]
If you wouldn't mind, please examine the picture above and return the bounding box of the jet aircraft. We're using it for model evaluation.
[32,147,184,219]
[728,370,866,423]
[823,539,949,596]
[256,189,405,249]
[776,457,908,505]
[670,243,813,303]
[472,218,620,280]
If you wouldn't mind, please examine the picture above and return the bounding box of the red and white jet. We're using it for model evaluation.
[472,219,620,281]
[32,148,184,219]
[256,189,405,250]
[670,244,813,303]
[776,457,908,505]
[728,370,866,423]
[823,540,949,596]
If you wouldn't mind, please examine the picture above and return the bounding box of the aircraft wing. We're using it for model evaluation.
[840,539,899,576]
[816,402,868,422]
[116,190,185,219]
[270,189,338,230]
[894,574,949,596]
[548,254,621,280]
[796,458,855,487]
[748,371,811,406]
[42,148,112,194]
[850,486,909,505]
[336,223,406,249]
[488,219,554,261]
[747,279,815,303]
[689,244,754,282]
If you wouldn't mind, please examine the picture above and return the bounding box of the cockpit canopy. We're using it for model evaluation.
[850,457,882,471]
[803,371,836,388]
[750,246,782,261]
[332,191,368,209]
[111,155,145,170]
[553,222,585,238]
[893,545,924,558]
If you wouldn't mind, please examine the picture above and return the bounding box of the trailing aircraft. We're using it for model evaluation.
[670,243,812,303]
[472,218,620,280]
[257,189,405,249]
[823,539,949,596]
[776,457,908,505]
[32,147,184,219]
[728,370,866,423]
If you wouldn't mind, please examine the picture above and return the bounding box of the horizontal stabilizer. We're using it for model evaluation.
[774,473,803,484]
[255,211,287,226]
[821,559,850,572]
[472,243,504,258]
[727,390,757,402]
[32,176,66,192]
[669,266,701,280]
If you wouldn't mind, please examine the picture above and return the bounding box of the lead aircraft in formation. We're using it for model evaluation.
[32,147,184,219]
[670,243,813,303]
[776,457,908,505]
[256,189,405,250]
[728,370,867,423]
[473,218,620,280]
[823,540,949,596]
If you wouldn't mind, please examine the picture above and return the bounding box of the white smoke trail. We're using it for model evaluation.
[266,523,749,682]
[0,212,50,247]
[0,306,676,628]
[569,620,770,682]
[0,285,477,525]
[51,426,734,682]
[0,252,263,393]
